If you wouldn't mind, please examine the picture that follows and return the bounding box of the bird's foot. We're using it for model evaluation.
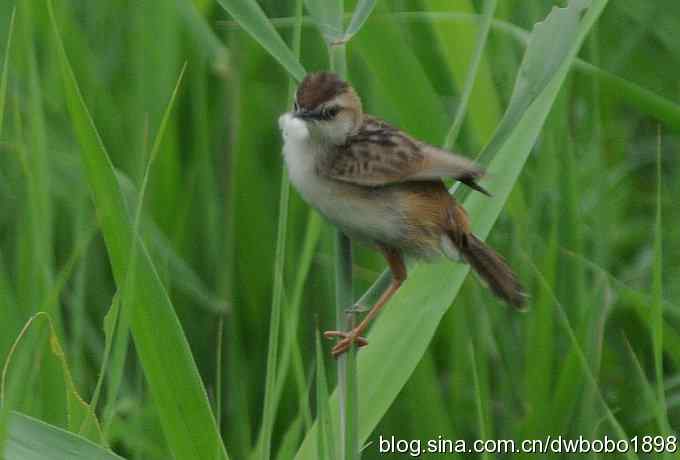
[323,330,368,358]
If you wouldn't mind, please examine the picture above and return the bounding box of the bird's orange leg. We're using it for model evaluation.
[324,247,407,358]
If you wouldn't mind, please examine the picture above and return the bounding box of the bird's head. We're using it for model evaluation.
[292,72,363,145]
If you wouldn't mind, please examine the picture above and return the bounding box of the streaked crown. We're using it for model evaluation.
[296,72,349,111]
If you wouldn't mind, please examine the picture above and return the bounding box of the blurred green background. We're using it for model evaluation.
[1,0,679,459]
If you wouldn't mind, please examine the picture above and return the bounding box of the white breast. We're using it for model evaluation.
[278,112,403,244]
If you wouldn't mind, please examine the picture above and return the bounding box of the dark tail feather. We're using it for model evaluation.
[459,177,491,197]
[458,234,527,309]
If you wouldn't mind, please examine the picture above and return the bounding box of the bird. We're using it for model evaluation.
[278,71,526,357]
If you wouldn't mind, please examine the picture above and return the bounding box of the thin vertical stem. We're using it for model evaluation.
[329,27,359,460]
[259,1,303,459]
[329,44,347,80]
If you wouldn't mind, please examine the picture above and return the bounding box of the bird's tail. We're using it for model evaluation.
[455,233,527,309]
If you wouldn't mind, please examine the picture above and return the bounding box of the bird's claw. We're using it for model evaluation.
[323,330,368,358]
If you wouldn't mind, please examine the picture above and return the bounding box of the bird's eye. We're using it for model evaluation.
[321,106,340,120]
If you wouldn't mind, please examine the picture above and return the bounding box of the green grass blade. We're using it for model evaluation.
[651,127,671,441]
[246,11,680,131]
[88,293,120,429]
[424,0,502,149]
[316,329,337,460]
[274,212,322,415]
[304,0,343,42]
[344,0,377,40]
[480,0,591,162]
[623,338,670,440]
[275,418,304,460]
[468,343,492,460]
[215,0,306,81]
[259,115,291,460]
[47,3,229,459]
[327,9,358,460]
[5,412,125,460]
[575,60,680,130]
[0,6,15,137]
[258,2,303,458]
[294,1,608,457]
[529,263,638,460]
[115,172,228,314]
[175,0,230,75]
[352,6,447,143]
[442,0,497,151]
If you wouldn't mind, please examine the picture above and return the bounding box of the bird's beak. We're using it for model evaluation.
[294,109,317,121]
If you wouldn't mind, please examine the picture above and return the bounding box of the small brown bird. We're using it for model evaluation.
[279,72,526,357]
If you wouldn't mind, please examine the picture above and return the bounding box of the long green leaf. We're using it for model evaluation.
[216,0,306,81]
[4,412,125,460]
[47,3,229,459]
[480,0,592,162]
[295,1,608,457]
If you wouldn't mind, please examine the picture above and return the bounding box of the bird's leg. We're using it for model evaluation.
[324,247,407,358]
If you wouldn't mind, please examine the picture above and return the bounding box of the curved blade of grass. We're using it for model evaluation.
[480,0,592,162]
[47,3,229,459]
[0,6,15,137]
[344,0,377,40]
[1,313,104,444]
[215,0,306,81]
[4,412,125,460]
[295,1,608,457]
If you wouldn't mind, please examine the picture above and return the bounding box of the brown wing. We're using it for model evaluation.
[322,116,489,194]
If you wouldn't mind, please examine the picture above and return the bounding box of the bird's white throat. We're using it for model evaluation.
[278,112,309,146]
[278,112,403,246]
[278,112,320,199]
[279,112,316,184]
